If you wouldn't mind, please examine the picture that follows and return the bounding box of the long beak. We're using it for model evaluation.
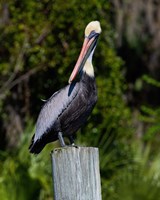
[68,34,98,84]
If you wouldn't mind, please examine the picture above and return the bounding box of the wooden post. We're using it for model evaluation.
[51,147,102,200]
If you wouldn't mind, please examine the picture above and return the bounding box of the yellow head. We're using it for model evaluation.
[69,21,101,83]
[85,21,102,37]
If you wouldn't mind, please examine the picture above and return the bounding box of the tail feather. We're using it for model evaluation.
[29,134,45,154]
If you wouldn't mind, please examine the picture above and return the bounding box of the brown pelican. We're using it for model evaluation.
[29,21,101,154]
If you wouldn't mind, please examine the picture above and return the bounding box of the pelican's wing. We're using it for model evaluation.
[34,82,80,141]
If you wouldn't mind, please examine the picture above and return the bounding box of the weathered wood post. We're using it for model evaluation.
[51,147,102,200]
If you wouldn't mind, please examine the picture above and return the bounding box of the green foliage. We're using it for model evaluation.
[0,0,160,200]
[0,121,53,200]
[112,142,160,200]
[135,75,160,151]
[142,75,160,88]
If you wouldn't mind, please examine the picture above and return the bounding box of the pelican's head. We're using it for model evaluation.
[85,21,101,37]
[69,21,101,83]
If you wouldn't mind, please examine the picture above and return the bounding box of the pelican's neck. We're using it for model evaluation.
[83,60,94,77]
[82,49,95,77]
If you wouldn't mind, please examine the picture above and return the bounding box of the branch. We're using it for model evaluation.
[0,67,41,100]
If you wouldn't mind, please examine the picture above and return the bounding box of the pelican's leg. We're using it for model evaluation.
[68,135,78,148]
[58,132,66,147]
[68,135,75,146]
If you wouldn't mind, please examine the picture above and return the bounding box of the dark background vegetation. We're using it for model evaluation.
[0,0,160,199]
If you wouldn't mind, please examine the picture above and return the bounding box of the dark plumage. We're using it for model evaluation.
[29,21,101,154]
[29,73,97,153]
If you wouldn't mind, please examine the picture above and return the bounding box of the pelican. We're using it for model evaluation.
[29,21,101,154]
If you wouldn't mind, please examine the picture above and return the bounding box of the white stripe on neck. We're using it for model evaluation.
[82,48,95,77]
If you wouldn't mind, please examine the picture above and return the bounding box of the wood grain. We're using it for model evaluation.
[51,147,102,200]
